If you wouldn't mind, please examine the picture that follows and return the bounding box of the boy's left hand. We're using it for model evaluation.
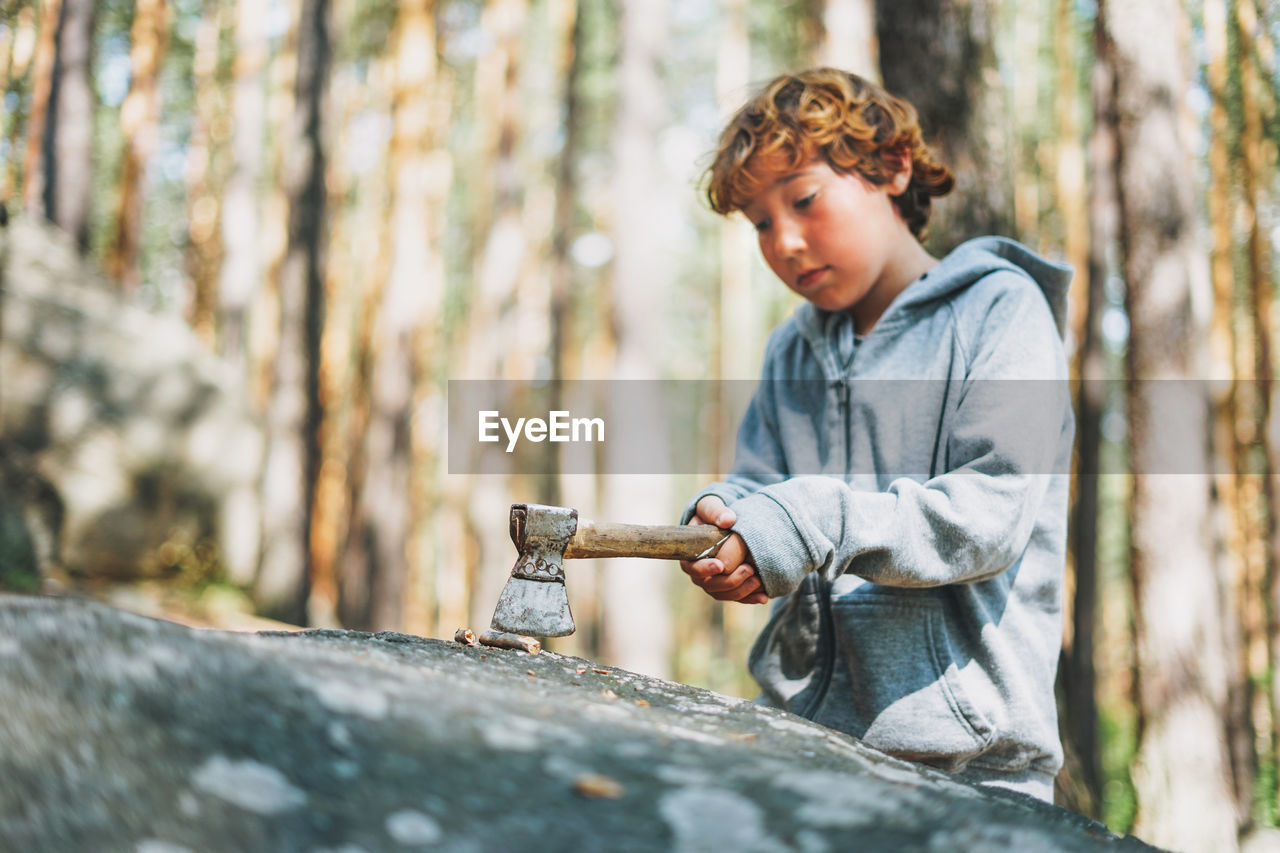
[680,498,768,605]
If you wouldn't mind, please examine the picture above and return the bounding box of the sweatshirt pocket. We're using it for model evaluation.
[747,577,829,714]
[812,595,995,771]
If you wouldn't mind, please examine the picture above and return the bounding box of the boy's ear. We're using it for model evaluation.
[885,150,913,197]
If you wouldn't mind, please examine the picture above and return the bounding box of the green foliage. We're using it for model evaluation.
[136,0,206,312]
[1253,666,1278,827]
[143,529,228,590]
[0,1,27,26]
[340,0,398,66]
[747,0,814,75]
[0,496,41,594]
[1098,704,1138,833]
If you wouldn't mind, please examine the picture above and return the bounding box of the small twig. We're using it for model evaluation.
[478,630,542,655]
[453,628,480,647]
[572,773,625,799]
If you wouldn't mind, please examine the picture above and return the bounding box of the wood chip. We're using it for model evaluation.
[572,773,625,800]
[601,689,618,701]
[477,630,542,655]
[592,668,609,675]
[633,698,650,707]
[453,628,479,647]
[725,733,757,742]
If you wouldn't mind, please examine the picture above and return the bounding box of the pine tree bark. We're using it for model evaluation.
[20,0,60,218]
[1237,0,1280,819]
[45,0,95,251]
[0,23,13,203]
[1059,0,1103,813]
[598,0,673,679]
[339,0,447,632]
[457,0,529,637]
[700,0,753,681]
[1204,0,1257,825]
[256,0,331,625]
[218,0,268,371]
[875,0,1012,249]
[541,0,582,508]
[1,7,38,205]
[184,0,225,345]
[307,49,375,630]
[107,0,169,290]
[1099,0,1239,847]
[815,0,878,81]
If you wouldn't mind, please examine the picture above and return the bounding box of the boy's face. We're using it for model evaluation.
[741,156,915,322]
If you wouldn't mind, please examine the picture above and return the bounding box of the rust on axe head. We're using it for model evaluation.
[489,503,578,637]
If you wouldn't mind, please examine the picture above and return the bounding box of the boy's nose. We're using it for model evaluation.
[771,220,806,258]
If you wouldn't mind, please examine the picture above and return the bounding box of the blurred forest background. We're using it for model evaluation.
[0,0,1278,848]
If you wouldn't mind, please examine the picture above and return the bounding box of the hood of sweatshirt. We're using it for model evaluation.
[790,236,1073,379]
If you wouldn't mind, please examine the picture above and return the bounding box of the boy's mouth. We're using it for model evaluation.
[796,266,828,289]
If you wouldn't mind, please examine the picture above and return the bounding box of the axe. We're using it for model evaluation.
[489,502,732,638]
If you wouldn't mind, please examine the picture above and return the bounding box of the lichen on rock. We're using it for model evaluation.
[0,595,1162,852]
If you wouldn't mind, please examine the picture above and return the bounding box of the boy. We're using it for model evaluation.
[680,68,1074,802]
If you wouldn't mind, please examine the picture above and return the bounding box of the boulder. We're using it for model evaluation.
[0,595,1161,852]
[0,216,263,588]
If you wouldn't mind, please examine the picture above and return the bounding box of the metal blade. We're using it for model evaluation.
[489,576,575,638]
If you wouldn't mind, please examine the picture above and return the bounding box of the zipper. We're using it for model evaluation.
[798,378,850,720]
[839,379,852,472]
[799,575,837,719]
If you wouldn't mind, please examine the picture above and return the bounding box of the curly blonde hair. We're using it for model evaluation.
[705,68,954,239]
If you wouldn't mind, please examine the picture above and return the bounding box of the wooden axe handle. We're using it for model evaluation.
[564,521,731,561]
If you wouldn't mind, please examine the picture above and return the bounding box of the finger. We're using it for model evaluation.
[701,562,757,593]
[708,573,764,602]
[710,534,747,572]
[695,496,735,528]
[681,558,725,581]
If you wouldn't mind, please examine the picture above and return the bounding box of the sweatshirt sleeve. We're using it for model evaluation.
[680,341,792,525]
[731,277,1074,598]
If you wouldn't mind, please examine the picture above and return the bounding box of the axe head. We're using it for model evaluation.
[489,503,578,638]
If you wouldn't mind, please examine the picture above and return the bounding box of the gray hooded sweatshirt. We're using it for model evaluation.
[685,236,1074,801]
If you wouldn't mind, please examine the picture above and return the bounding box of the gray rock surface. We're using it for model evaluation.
[0,595,1161,852]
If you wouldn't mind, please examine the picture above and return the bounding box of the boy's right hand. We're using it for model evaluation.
[680,496,768,605]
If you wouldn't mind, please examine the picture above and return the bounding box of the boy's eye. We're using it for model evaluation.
[794,193,815,210]
[752,217,771,232]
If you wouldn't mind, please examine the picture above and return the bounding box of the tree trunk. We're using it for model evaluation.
[307,21,378,630]
[1,6,38,205]
[0,18,14,205]
[1059,0,1102,814]
[218,0,269,373]
[672,0,755,689]
[1010,0,1045,244]
[1238,0,1280,826]
[45,0,95,251]
[256,0,331,626]
[106,0,169,290]
[875,0,1012,249]
[340,0,447,632]
[1204,0,1256,826]
[599,0,672,679]
[542,0,582,509]
[458,0,529,638]
[1100,0,1238,847]
[20,0,60,218]
[815,0,878,81]
[184,0,225,346]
